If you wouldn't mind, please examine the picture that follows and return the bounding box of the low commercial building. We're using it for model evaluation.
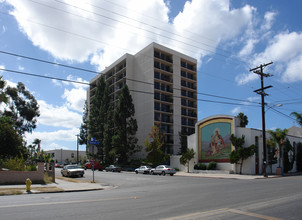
[45,149,86,164]
[172,115,302,174]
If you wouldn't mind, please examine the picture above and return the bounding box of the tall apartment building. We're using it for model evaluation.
[87,42,197,157]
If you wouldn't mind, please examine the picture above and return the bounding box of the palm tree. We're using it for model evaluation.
[290,112,302,127]
[237,112,248,127]
[268,128,288,168]
[33,138,41,154]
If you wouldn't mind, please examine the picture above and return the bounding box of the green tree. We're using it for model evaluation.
[0,76,8,105]
[0,116,24,158]
[33,138,41,154]
[282,138,294,173]
[145,125,168,165]
[112,85,139,164]
[103,103,114,164]
[229,134,255,174]
[4,82,40,135]
[237,112,248,127]
[268,128,288,168]
[79,101,88,146]
[88,76,110,159]
[290,112,302,127]
[180,148,195,173]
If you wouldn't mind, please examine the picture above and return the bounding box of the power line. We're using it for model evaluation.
[0,50,99,74]
[0,50,257,104]
[1,67,260,107]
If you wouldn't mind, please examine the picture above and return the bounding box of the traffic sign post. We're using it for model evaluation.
[88,138,99,183]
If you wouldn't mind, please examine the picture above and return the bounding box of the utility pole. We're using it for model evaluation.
[250,62,273,177]
[76,134,80,164]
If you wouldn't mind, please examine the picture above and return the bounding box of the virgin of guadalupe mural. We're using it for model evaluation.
[199,121,232,162]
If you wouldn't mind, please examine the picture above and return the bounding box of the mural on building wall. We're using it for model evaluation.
[199,119,232,162]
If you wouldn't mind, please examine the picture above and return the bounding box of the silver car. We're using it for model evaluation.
[150,165,176,176]
[61,165,84,177]
[135,166,152,174]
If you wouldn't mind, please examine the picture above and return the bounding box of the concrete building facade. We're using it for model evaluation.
[87,42,198,157]
[171,115,302,174]
[45,149,86,165]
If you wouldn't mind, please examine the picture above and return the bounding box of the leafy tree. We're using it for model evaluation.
[0,76,8,105]
[79,101,88,145]
[266,139,278,173]
[145,125,169,165]
[296,142,302,172]
[3,82,40,135]
[282,139,294,173]
[0,116,24,158]
[112,85,139,164]
[290,112,302,127]
[180,148,195,173]
[103,103,114,164]
[178,131,187,154]
[268,128,288,168]
[237,112,248,127]
[88,76,110,159]
[229,134,255,174]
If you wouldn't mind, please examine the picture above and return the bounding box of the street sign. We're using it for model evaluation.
[88,140,100,145]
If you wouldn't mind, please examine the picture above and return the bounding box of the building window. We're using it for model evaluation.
[154,102,160,110]
[154,71,160,79]
[71,153,74,158]
[154,81,160,90]
[154,92,160,100]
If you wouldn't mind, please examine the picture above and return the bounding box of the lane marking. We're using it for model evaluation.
[162,208,282,220]
[228,209,282,220]
[0,196,139,209]
[161,208,228,220]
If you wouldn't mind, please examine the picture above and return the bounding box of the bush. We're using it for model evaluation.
[207,161,217,170]
[26,164,37,171]
[2,157,27,171]
[194,163,207,170]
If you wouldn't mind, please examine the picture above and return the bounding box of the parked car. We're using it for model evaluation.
[55,163,63,168]
[61,165,85,177]
[84,161,104,171]
[135,166,152,174]
[105,165,122,172]
[150,165,176,176]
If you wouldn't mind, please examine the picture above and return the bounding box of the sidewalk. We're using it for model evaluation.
[0,177,114,196]
[175,171,280,179]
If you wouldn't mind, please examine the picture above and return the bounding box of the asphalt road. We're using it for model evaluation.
[1,169,302,220]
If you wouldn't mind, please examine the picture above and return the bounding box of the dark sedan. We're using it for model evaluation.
[105,165,122,172]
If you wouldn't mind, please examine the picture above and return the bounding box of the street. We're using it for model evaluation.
[1,170,302,219]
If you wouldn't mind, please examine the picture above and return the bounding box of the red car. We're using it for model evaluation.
[84,161,104,171]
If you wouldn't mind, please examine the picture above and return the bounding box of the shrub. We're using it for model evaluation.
[207,161,217,170]
[2,157,27,171]
[26,164,37,171]
[194,163,206,170]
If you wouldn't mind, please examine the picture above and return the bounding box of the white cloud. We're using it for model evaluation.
[37,100,82,128]
[231,107,241,115]
[253,31,302,83]
[62,87,87,112]
[261,11,277,31]
[26,127,79,149]
[5,0,255,71]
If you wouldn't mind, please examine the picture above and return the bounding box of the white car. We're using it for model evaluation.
[150,165,176,176]
[135,166,152,174]
[61,165,84,177]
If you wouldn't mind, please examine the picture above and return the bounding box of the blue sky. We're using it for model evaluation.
[0,0,301,152]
